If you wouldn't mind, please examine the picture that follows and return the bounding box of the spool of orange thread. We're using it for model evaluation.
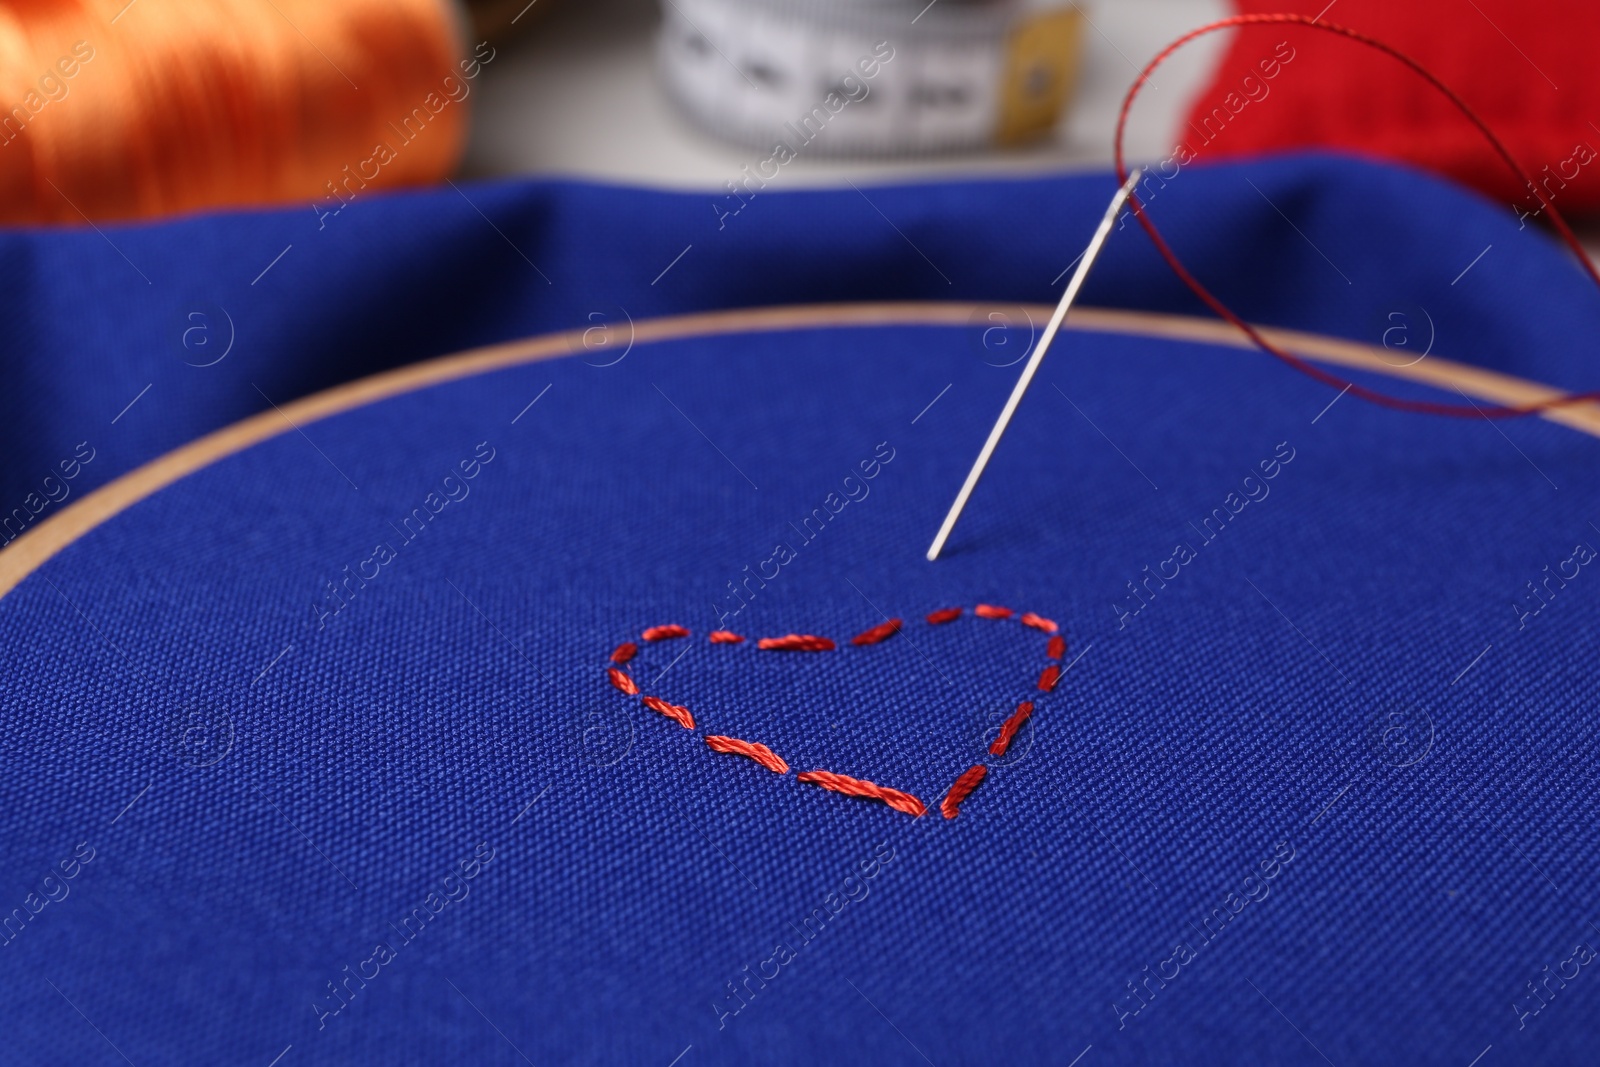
[0,0,475,224]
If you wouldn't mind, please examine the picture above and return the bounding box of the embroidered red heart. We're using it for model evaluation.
[601,604,1067,819]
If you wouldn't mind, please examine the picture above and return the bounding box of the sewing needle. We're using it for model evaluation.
[925,167,1144,561]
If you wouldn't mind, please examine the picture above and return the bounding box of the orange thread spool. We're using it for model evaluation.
[0,0,469,224]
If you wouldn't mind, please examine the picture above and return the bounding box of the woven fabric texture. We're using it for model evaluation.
[1,311,1598,1063]
[1,152,1598,522]
[1,154,1599,1063]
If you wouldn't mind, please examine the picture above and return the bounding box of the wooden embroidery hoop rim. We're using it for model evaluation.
[2,300,1596,601]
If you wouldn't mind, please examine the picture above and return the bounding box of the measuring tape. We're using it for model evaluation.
[657,0,1084,155]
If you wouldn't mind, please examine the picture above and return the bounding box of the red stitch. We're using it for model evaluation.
[796,770,926,817]
[757,634,836,652]
[602,604,1065,825]
[940,765,988,819]
[1020,612,1058,634]
[641,695,695,729]
[705,734,789,774]
[991,701,1034,756]
[851,618,902,646]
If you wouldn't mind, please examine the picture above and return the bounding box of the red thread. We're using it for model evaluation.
[1116,14,1600,419]
[797,770,926,817]
[642,695,695,729]
[758,634,836,652]
[601,601,1068,822]
[1021,612,1058,634]
[705,734,789,774]
[851,618,903,646]
[940,765,989,819]
[991,701,1034,756]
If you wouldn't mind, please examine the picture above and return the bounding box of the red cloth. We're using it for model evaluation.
[1181,1,1600,218]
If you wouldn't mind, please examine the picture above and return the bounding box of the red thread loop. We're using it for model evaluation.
[708,630,745,644]
[940,765,989,819]
[1046,635,1066,660]
[643,624,690,642]
[797,770,926,817]
[991,701,1034,756]
[610,642,638,664]
[705,734,789,774]
[641,695,695,729]
[607,668,639,696]
[851,618,903,646]
[758,634,836,652]
[926,607,963,625]
[975,604,1013,619]
[1021,612,1058,634]
[1116,13,1600,419]
[1037,665,1061,693]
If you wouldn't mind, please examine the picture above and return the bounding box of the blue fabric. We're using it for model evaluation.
[2,151,1598,521]
[3,154,1600,1064]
